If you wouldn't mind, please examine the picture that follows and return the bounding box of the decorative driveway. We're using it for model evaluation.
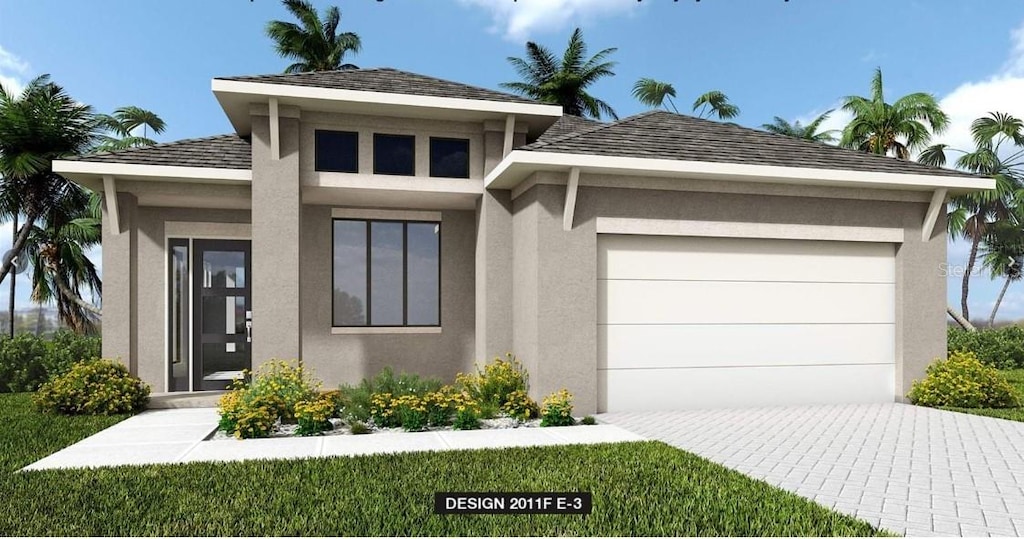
[601,404,1024,537]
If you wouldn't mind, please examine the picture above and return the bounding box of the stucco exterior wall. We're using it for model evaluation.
[299,205,477,387]
[510,179,946,414]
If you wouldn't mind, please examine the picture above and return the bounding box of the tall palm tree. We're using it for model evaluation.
[26,190,101,333]
[841,68,949,158]
[94,106,166,152]
[632,78,740,120]
[979,220,1024,327]
[266,0,361,73]
[762,110,839,143]
[0,76,96,287]
[919,112,1024,321]
[503,28,618,120]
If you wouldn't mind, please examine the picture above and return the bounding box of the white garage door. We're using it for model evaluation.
[597,234,896,412]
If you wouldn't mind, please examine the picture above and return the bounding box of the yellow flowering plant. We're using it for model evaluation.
[908,351,1020,408]
[216,359,325,438]
[33,359,150,415]
[502,389,539,422]
[294,394,336,436]
[455,353,529,417]
[540,389,575,427]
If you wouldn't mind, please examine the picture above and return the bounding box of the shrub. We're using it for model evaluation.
[217,360,324,438]
[295,395,335,436]
[338,367,443,422]
[908,351,1021,409]
[33,359,149,415]
[947,326,1024,370]
[456,354,529,414]
[242,360,320,421]
[581,415,597,426]
[349,421,371,435]
[540,389,575,427]
[502,389,539,421]
[394,395,428,431]
[0,331,100,393]
[233,404,277,440]
[319,389,345,417]
[369,392,399,428]
[453,407,481,430]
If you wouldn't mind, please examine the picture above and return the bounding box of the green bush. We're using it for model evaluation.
[908,351,1021,408]
[0,331,101,393]
[452,407,481,430]
[502,389,539,421]
[456,354,530,415]
[540,389,575,427]
[338,367,443,421]
[349,420,371,435]
[33,359,149,415]
[217,360,324,438]
[947,326,1024,369]
[295,395,335,436]
[581,415,597,425]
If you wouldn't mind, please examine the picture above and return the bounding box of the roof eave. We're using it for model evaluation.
[485,150,995,195]
[52,159,252,191]
[211,79,563,136]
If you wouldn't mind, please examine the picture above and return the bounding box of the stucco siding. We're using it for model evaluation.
[299,205,477,387]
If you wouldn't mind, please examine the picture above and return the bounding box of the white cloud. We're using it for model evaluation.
[0,44,28,96]
[458,0,640,41]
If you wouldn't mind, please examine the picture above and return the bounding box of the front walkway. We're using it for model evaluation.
[601,403,1024,537]
[23,408,643,471]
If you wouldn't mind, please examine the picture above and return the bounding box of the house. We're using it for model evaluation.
[52,68,993,413]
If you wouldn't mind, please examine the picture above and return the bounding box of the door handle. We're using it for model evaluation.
[245,320,252,343]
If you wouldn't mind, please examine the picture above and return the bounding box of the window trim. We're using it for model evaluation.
[332,217,442,328]
[429,136,471,179]
[314,129,360,173]
[373,133,417,176]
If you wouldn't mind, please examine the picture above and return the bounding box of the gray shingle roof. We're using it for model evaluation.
[65,135,251,169]
[217,67,538,105]
[522,110,971,178]
[533,115,604,144]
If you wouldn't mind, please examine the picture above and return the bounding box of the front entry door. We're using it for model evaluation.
[193,239,252,391]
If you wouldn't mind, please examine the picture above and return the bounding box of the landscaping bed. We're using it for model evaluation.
[0,393,885,536]
[943,368,1024,422]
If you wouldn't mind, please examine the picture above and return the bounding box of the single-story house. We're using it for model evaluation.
[52,68,993,413]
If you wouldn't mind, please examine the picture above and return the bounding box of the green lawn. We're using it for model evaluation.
[0,393,884,536]
[944,368,1024,422]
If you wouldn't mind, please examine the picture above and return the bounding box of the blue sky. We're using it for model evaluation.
[1,0,1024,321]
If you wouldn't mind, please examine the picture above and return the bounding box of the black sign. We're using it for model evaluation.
[434,492,592,515]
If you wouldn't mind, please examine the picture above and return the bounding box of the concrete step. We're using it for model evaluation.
[148,391,225,409]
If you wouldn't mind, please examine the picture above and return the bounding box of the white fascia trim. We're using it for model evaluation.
[52,160,252,182]
[486,150,994,192]
[331,326,442,335]
[331,208,442,222]
[212,79,563,118]
[596,217,905,243]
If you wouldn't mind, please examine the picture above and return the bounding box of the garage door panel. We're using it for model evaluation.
[598,364,896,412]
[599,280,895,325]
[598,323,895,370]
[598,235,895,283]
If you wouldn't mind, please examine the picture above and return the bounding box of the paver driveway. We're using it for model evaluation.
[601,404,1024,537]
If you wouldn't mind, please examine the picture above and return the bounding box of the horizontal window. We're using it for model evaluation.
[333,219,440,327]
[315,130,359,173]
[373,133,416,176]
[430,137,470,178]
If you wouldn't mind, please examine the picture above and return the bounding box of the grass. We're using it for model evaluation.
[943,368,1024,422]
[0,393,885,536]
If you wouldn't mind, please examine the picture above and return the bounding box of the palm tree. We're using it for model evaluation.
[0,76,96,287]
[632,78,740,120]
[25,190,101,333]
[841,68,949,158]
[266,0,361,73]
[762,110,839,143]
[919,112,1024,321]
[503,28,618,120]
[979,220,1024,327]
[94,106,166,152]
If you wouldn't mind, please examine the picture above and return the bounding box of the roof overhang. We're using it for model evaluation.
[52,160,251,191]
[485,150,995,195]
[212,79,563,137]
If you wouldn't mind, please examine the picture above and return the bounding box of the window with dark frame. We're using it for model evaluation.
[429,137,470,178]
[373,133,416,176]
[332,218,440,327]
[167,238,190,392]
[315,130,359,173]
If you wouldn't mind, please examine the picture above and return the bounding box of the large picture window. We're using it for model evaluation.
[332,219,440,327]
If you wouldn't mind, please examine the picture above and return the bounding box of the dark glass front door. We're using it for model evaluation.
[193,239,252,391]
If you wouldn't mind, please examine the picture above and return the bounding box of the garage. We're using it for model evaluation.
[597,234,897,412]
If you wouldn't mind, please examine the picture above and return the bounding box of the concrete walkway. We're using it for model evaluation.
[24,408,643,471]
[601,403,1024,538]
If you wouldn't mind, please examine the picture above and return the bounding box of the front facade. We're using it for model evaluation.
[54,68,992,414]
